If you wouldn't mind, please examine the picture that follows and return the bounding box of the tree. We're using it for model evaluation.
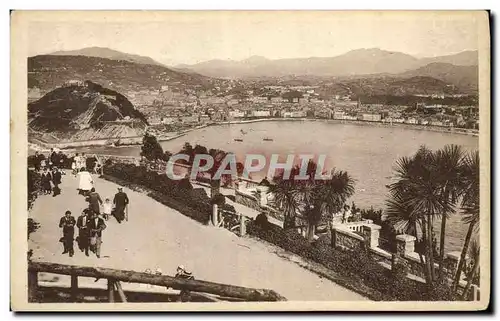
[269,172,300,229]
[387,145,455,286]
[140,133,164,161]
[269,163,355,241]
[318,169,355,246]
[452,150,480,291]
[433,145,467,280]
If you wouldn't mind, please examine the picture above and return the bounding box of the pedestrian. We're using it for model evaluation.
[72,153,80,176]
[51,166,62,197]
[50,148,59,170]
[78,167,93,196]
[41,167,52,195]
[87,187,103,215]
[40,157,47,171]
[76,209,90,256]
[102,198,113,221]
[87,211,106,258]
[113,187,129,223]
[81,153,87,171]
[94,155,103,175]
[59,210,76,257]
[57,150,65,169]
[33,151,41,171]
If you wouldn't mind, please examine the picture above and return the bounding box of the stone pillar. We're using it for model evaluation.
[212,203,218,226]
[239,214,246,236]
[257,186,269,206]
[395,234,416,257]
[444,251,462,279]
[362,224,381,248]
[238,179,247,192]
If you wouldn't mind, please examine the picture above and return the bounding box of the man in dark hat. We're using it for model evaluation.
[51,166,62,197]
[113,187,129,223]
[87,187,103,214]
[59,210,76,257]
[86,211,106,258]
[76,209,90,256]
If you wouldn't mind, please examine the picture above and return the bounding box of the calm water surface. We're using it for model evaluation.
[79,121,479,252]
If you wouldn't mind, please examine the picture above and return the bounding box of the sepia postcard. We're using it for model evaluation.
[10,10,490,311]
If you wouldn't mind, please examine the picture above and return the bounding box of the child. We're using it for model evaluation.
[102,198,113,221]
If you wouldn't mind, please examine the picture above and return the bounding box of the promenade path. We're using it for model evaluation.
[28,170,367,301]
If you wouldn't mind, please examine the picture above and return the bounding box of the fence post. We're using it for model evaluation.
[107,279,115,303]
[212,204,219,226]
[70,274,78,302]
[27,271,38,302]
[239,214,246,237]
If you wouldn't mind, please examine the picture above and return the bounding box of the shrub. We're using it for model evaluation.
[27,169,41,210]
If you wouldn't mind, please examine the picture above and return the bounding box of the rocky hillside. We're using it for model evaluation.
[28,81,148,142]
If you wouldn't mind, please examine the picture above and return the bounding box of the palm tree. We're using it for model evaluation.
[318,169,355,246]
[387,145,454,285]
[269,174,301,229]
[462,237,480,300]
[452,150,480,291]
[386,189,426,265]
[433,145,467,279]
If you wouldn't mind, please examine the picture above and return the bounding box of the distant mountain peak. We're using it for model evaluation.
[241,55,269,63]
[48,46,165,67]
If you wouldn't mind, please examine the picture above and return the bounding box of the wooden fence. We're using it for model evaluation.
[28,262,286,303]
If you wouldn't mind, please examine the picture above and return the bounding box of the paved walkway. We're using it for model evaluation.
[28,170,367,301]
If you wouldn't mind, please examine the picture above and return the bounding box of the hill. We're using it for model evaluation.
[28,80,148,142]
[28,55,215,107]
[396,62,478,93]
[49,46,165,66]
[314,76,460,98]
[419,50,478,66]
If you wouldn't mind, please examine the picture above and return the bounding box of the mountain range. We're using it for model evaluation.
[176,48,478,92]
[176,48,477,78]
[29,47,478,95]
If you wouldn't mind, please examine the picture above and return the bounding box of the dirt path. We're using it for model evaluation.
[28,170,368,301]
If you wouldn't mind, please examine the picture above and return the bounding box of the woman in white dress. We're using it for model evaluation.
[78,167,94,196]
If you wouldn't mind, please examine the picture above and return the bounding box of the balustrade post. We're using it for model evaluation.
[107,279,115,303]
[28,270,38,302]
[212,204,219,226]
[239,214,246,236]
[70,274,78,302]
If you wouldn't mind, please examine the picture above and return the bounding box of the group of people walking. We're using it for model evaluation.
[34,149,66,197]
[59,181,130,259]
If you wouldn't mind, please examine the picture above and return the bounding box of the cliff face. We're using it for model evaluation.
[28,80,148,142]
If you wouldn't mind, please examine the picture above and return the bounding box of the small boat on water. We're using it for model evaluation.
[263,137,273,141]
[240,129,247,135]
[234,138,243,142]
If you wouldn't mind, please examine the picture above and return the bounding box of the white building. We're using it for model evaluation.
[229,110,246,118]
[282,111,307,118]
[252,110,271,117]
[362,113,382,122]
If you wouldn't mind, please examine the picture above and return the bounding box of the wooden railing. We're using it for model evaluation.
[28,262,286,303]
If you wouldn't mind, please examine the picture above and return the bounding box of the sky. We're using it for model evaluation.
[27,11,480,66]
